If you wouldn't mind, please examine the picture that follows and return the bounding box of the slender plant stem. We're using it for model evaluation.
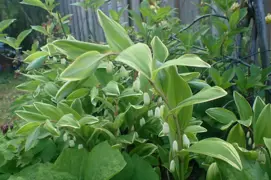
[148,79,185,180]
[179,14,229,33]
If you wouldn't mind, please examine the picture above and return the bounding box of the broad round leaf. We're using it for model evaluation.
[84,141,126,180]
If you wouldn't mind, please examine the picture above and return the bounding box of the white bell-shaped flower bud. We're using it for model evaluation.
[155,107,160,118]
[73,136,76,141]
[78,144,83,149]
[69,140,75,147]
[246,131,250,138]
[160,105,165,117]
[162,122,169,134]
[106,61,114,73]
[172,140,178,153]
[133,78,141,92]
[143,92,150,106]
[63,132,68,142]
[252,143,255,149]
[158,97,163,104]
[148,110,154,117]
[140,118,146,127]
[183,134,190,148]
[248,138,252,146]
[60,58,66,65]
[170,160,175,172]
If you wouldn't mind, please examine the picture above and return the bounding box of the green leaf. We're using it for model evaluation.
[116,43,152,78]
[24,51,49,63]
[186,138,242,170]
[57,102,81,120]
[34,102,64,121]
[25,126,40,151]
[171,86,227,113]
[216,144,268,180]
[179,72,200,81]
[44,120,60,136]
[16,80,40,91]
[130,143,158,158]
[71,99,84,115]
[184,125,207,134]
[0,37,16,49]
[31,25,48,35]
[44,82,58,97]
[16,122,41,135]
[79,115,99,125]
[206,108,237,124]
[222,68,235,82]
[60,51,107,81]
[97,9,133,52]
[67,88,89,100]
[154,66,192,129]
[84,141,126,180]
[22,74,49,82]
[15,29,32,47]
[263,138,271,155]
[102,81,120,96]
[8,163,77,180]
[53,40,110,60]
[0,19,16,32]
[55,81,80,102]
[156,54,211,72]
[151,36,168,63]
[206,163,222,180]
[254,105,271,145]
[234,91,252,124]
[229,9,240,30]
[56,114,80,129]
[26,55,47,70]
[253,96,266,127]
[16,110,49,122]
[20,0,48,11]
[209,67,221,85]
[227,124,246,148]
[54,148,88,178]
[112,154,159,180]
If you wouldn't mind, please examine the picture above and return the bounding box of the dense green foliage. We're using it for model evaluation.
[1,0,271,179]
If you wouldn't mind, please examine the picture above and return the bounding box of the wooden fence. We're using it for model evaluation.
[58,0,271,48]
[58,0,200,42]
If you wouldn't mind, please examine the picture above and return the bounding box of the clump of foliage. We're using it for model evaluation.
[0,0,271,180]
